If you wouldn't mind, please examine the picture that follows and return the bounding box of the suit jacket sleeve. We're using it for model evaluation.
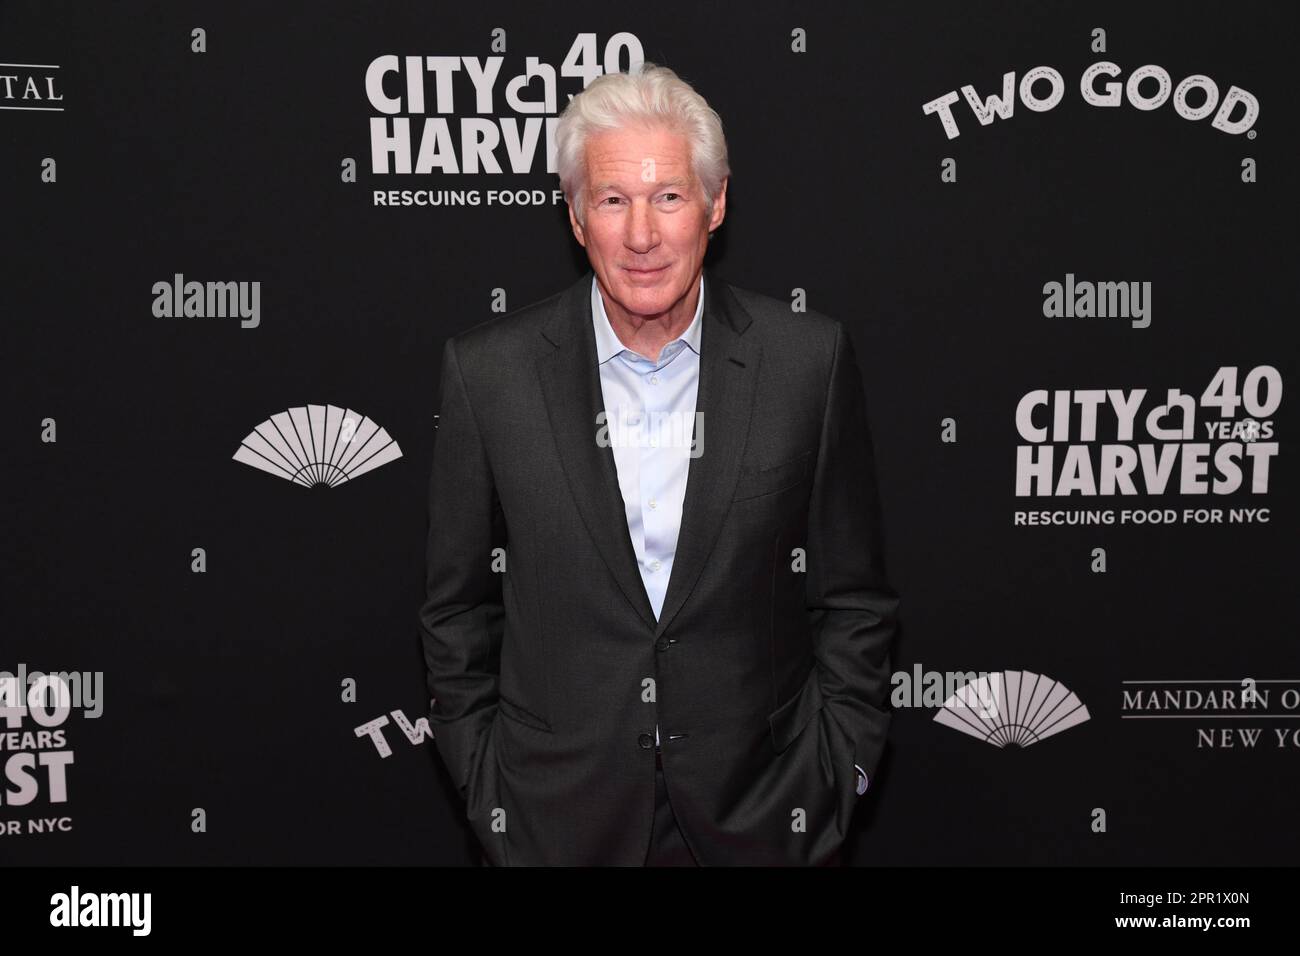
[419,336,505,801]
[805,321,899,786]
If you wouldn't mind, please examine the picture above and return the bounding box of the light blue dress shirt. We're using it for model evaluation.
[590,274,868,795]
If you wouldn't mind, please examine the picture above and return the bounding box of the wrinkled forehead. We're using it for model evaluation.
[584,122,696,188]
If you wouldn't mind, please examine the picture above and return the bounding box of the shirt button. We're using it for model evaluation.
[651,559,661,571]
[650,374,660,385]
[648,498,657,509]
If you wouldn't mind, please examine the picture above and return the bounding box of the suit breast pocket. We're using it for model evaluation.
[732,450,814,502]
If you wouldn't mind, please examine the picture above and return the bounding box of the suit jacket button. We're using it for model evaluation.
[638,733,655,749]
[655,637,670,651]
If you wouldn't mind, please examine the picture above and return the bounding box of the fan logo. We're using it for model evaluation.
[233,404,403,488]
[934,670,1090,748]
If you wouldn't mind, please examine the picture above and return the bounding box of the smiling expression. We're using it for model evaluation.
[568,123,727,332]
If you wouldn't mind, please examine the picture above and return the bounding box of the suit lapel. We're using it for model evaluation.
[652,271,761,637]
[537,267,761,636]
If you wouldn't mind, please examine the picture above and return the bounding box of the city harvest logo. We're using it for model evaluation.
[365,33,644,208]
[1,61,63,112]
[233,404,402,488]
[934,670,1089,748]
[1122,678,1300,751]
[50,886,150,936]
[1013,366,1281,517]
[0,667,89,836]
[923,60,1258,139]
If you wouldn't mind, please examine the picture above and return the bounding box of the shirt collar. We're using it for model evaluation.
[591,272,704,366]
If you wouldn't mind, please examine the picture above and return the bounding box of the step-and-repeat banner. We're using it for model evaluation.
[3,1,1295,865]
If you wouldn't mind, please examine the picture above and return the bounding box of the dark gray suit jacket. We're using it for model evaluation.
[420,266,898,865]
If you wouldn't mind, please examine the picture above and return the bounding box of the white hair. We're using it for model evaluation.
[555,62,730,228]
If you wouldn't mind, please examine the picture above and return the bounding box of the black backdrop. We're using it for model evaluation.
[3,0,1296,866]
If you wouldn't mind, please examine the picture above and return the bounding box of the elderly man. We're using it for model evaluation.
[420,62,897,866]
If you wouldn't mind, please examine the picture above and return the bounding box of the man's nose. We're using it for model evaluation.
[624,200,659,252]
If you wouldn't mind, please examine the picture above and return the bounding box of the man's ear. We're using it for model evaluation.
[708,176,728,234]
[567,199,587,248]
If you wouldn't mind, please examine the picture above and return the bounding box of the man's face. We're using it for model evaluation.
[568,123,727,322]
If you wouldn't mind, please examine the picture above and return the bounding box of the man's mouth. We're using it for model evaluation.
[624,265,669,276]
